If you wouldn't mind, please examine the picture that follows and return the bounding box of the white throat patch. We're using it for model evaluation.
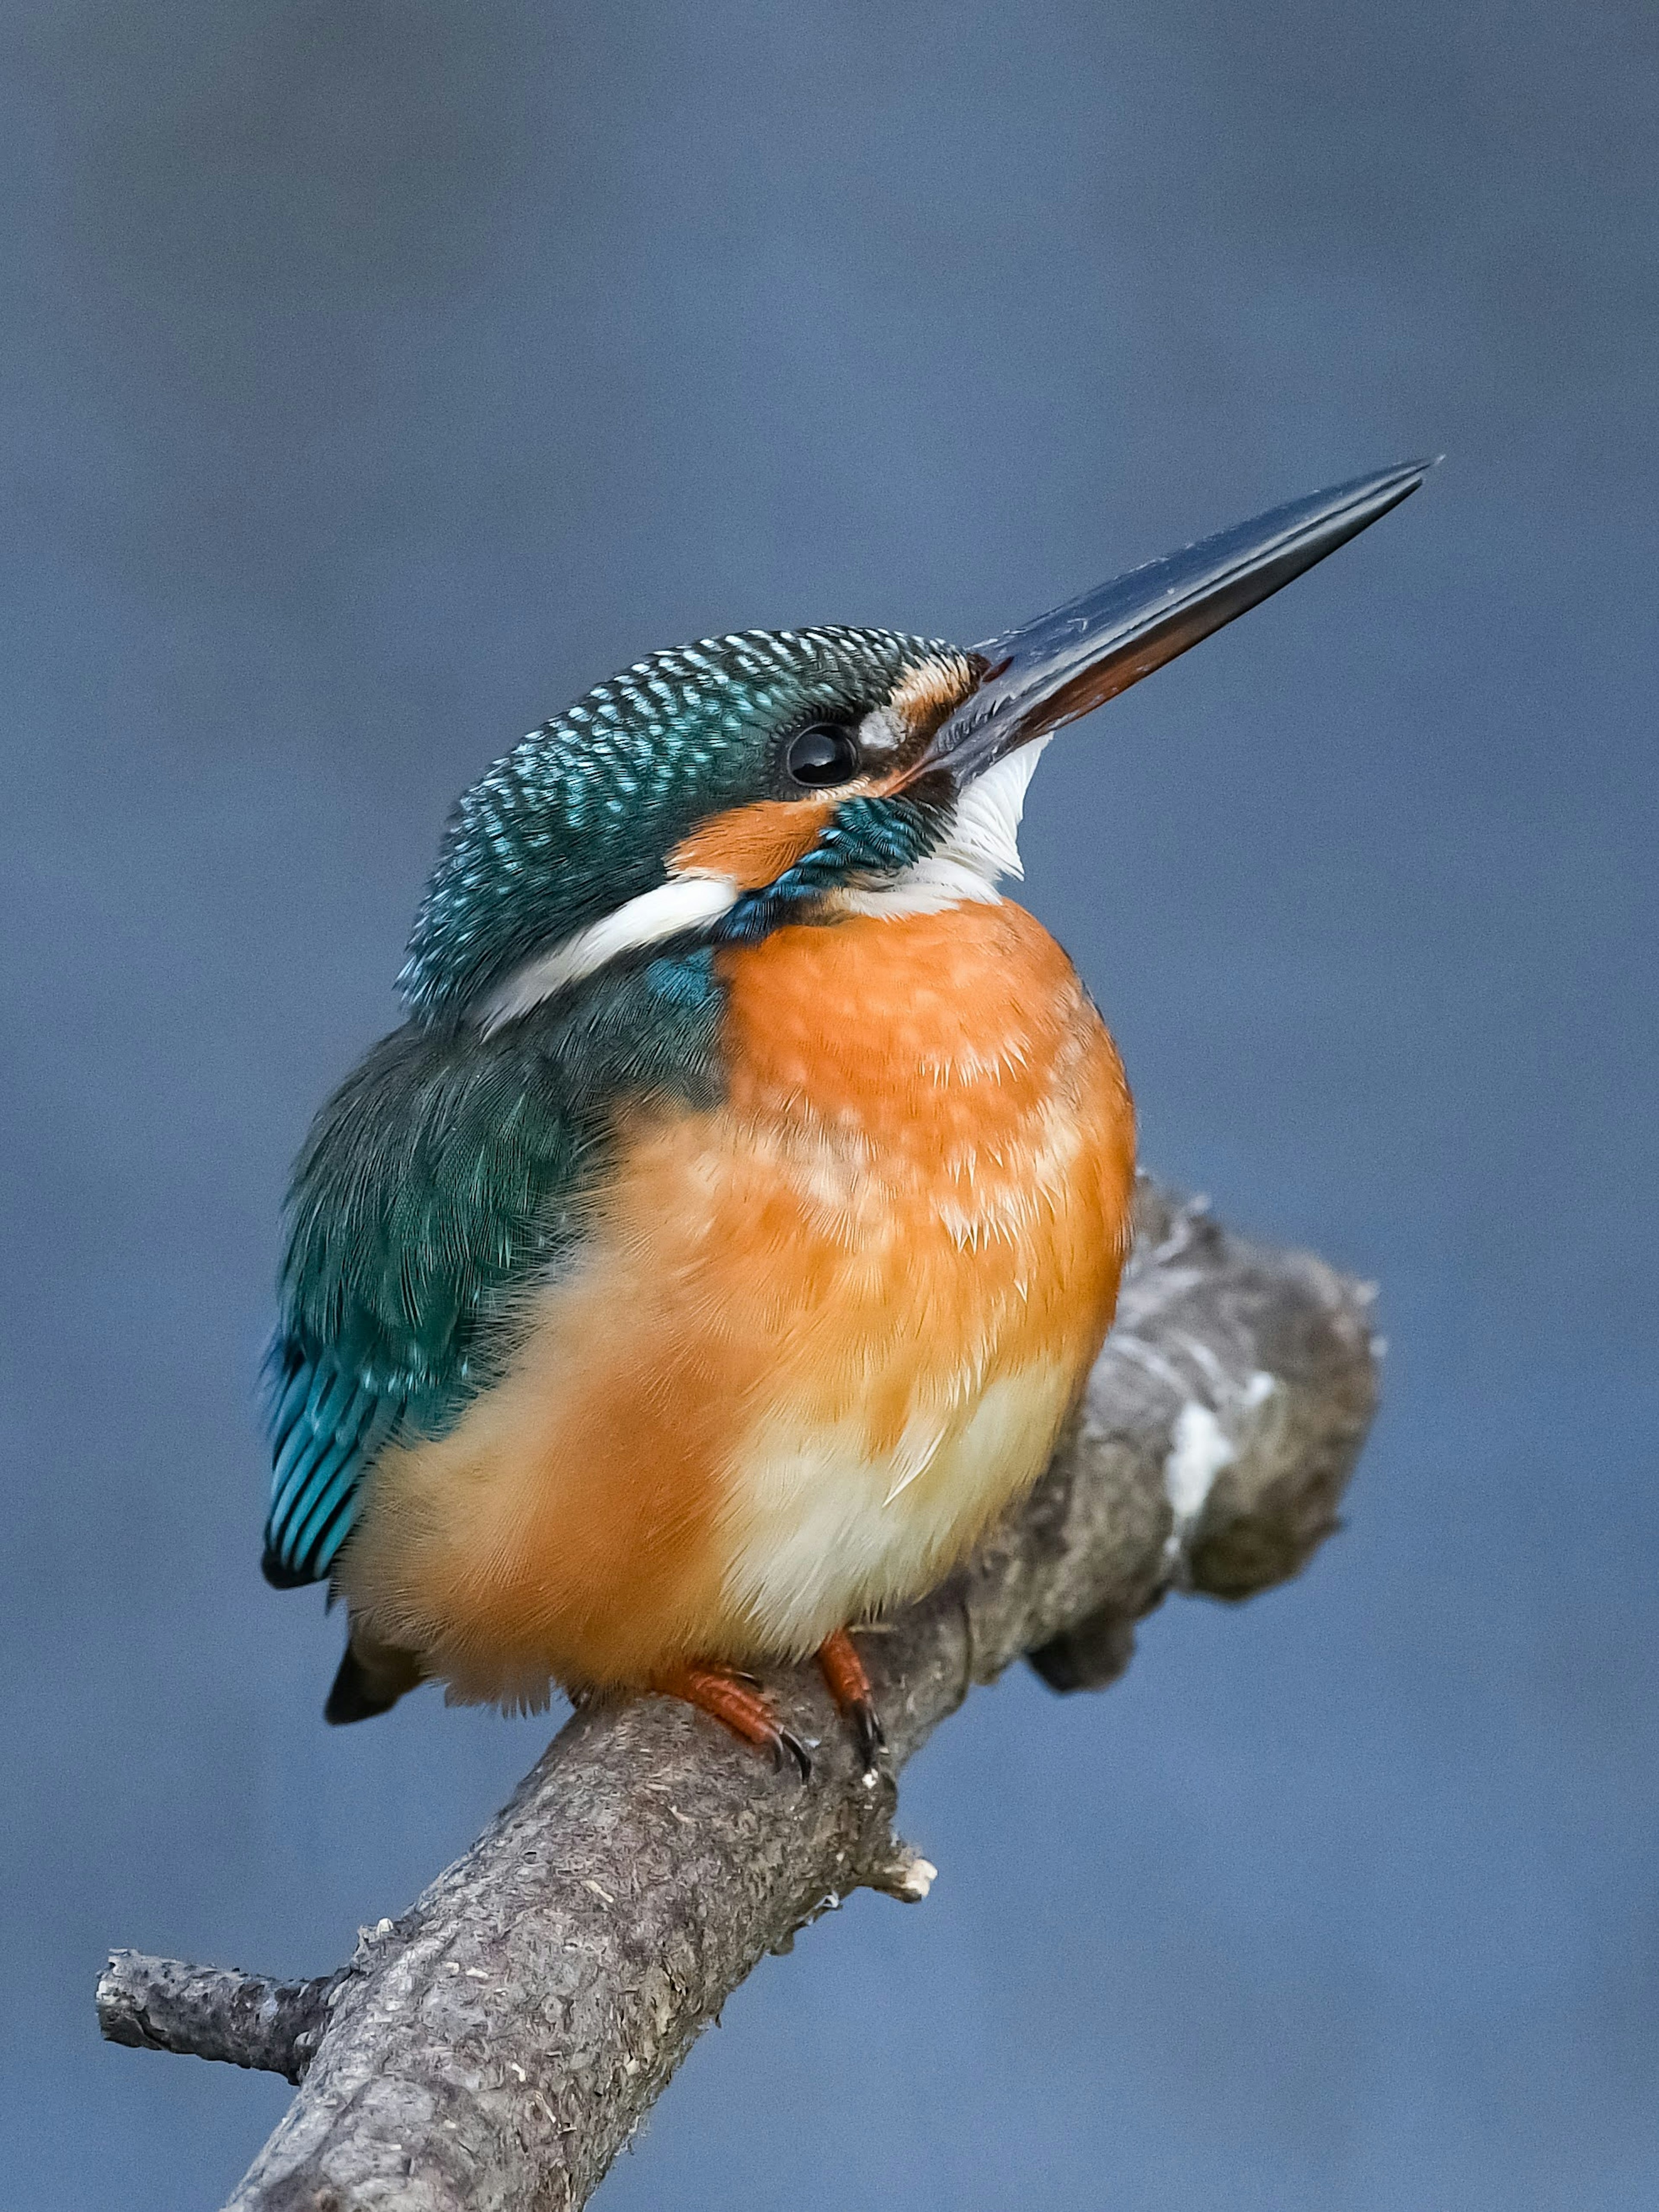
[835,737,1052,920]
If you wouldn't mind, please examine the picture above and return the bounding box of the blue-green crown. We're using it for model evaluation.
[399,625,956,1023]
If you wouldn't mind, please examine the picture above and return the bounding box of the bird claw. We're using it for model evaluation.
[775,1726,814,1782]
[652,1662,812,1783]
[847,1697,886,1777]
[817,1628,888,1777]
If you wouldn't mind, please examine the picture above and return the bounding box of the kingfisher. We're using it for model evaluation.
[261,463,1428,1772]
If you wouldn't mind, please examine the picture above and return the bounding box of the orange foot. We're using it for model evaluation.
[818,1627,887,1774]
[652,1661,813,1779]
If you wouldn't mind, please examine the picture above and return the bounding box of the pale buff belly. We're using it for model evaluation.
[335,902,1135,1702]
[709,1357,1081,1658]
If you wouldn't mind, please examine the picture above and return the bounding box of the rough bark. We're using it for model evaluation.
[96,1181,1378,2211]
[96,1954,342,2085]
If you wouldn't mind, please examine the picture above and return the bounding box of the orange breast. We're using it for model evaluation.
[338,901,1136,1701]
[713,901,1135,1453]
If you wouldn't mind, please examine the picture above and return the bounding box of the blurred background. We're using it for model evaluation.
[3,3,1656,2205]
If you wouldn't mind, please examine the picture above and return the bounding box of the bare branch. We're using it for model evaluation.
[97,1181,1378,2211]
[96,1953,341,2085]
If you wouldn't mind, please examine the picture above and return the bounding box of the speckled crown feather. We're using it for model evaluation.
[398,625,956,1023]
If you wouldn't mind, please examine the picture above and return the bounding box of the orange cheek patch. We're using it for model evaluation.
[669,794,842,891]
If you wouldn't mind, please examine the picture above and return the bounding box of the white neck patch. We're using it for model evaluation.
[834,738,1052,920]
[477,872,739,1035]
[475,739,1051,1029]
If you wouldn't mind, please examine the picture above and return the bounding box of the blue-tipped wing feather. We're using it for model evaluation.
[263,1355,400,1584]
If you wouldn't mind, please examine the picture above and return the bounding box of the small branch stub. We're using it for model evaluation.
[97,1952,339,2085]
[99,1180,1377,2212]
[869,1841,939,1902]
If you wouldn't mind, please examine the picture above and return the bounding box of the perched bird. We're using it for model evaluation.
[262,462,1428,1770]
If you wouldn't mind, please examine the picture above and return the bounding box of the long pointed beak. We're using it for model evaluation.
[916,459,1435,785]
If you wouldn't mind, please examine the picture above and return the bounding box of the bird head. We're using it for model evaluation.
[399,461,1431,1030]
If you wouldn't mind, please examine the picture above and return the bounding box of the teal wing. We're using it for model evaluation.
[261,1019,595,1586]
[260,951,725,1588]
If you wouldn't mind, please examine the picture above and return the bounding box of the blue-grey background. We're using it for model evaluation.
[3,3,1655,2204]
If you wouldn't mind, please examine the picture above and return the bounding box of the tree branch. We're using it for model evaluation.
[95,1954,343,2085]
[97,1180,1378,2211]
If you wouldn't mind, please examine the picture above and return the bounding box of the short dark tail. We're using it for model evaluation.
[325,1634,426,1725]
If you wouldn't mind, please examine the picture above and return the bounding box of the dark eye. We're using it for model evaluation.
[784,722,861,788]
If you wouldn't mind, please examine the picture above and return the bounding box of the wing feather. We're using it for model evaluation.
[260,952,723,1588]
